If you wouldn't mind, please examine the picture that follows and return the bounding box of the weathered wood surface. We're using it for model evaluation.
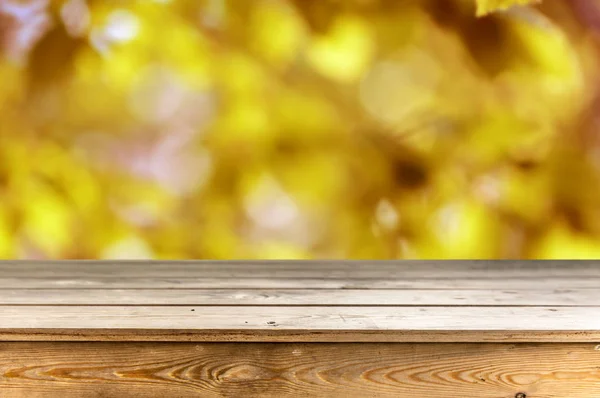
[1,261,599,342]
[3,329,598,343]
[2,261,600,397]
[1,288,596,305]
[1,261,598,289]
[4,276,598,289]
[1,342,600,398]
[1,305,599,330]
[1,260,598,277]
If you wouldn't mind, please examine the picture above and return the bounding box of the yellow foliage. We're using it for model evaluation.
[476,0,541,16]
[0,0,598,260]
[307,15,375,82]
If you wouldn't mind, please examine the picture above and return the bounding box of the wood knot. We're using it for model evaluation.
[515,393,527,398]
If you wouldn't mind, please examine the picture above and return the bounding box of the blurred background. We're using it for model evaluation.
[1,0,600,259]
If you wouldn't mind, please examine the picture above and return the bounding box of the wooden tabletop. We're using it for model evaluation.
[1,260,599,342]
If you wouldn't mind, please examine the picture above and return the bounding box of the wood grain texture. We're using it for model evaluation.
[3,305,600,330]
[1,260,598,290]
[0,306,600,341]
[2,261,599,396]
[1,288,596,305]
[1,260,598,277]
[3,329,600,343]
[1,342,600,397]
[3,276,599,289]
[1,260,599,343]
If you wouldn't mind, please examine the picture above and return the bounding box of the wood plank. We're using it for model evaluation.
[0,288,597,306]
[1,306,600,342]
[8,306,599,330]
[1,342,599,397]
[2,260,597,289]
[1,260,598,278]
[2,276,598,289]
[3,329,597,343]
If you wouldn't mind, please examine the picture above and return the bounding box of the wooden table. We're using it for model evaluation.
[1,261,599,397]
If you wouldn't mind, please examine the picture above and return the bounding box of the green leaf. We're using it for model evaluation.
[476,0,541,16]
